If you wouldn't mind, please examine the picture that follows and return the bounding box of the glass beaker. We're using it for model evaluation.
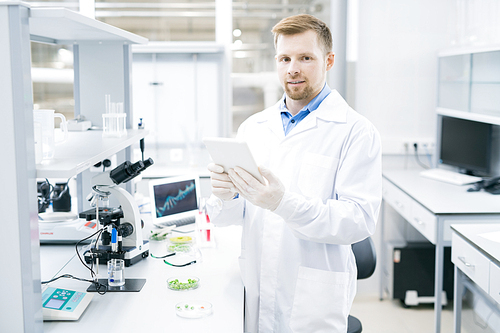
[33,109,68,160]
[107,258,125,287]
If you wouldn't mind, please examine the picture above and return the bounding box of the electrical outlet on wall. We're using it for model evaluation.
[381,138,436,155]
[411,141,435,155]
[90,154,117,172]
[400,139,435,153]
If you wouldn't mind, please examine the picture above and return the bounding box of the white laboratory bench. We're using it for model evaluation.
[40,225,244,332]
[380,169,500,333]
[451,223,500,333]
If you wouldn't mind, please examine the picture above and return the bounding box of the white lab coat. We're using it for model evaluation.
[207,90,382,333]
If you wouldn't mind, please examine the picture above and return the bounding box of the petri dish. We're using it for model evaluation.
[175,301,213,319]
[169,236,193,244]
[167,276,200,291]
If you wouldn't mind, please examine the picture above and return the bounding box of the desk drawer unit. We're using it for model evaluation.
[383,178,437,244]
[489,262,500,304]
[382,178,412,221]
[452,233,490,292]
[410,201,437,244]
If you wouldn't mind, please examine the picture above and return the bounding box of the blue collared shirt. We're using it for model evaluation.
[279,83,332,136]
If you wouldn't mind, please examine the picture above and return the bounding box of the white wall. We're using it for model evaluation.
[354,0,455,156]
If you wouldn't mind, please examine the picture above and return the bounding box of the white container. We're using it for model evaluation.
[33,121,43,164]
[33,109,68,161]
[149,237,169,258]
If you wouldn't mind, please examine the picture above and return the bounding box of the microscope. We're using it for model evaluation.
[81,158,153,267]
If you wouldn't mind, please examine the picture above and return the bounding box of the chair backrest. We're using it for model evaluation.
[351,237,377,280]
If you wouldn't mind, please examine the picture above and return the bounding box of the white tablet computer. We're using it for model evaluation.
[203,137,264,184]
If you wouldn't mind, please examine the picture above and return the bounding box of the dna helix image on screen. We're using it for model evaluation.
[154,180,197,218]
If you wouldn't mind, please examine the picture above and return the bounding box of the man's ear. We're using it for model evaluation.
[326,52,335,71]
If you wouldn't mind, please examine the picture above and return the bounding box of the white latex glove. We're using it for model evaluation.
[228,166,285,211]
[207,163,239,201]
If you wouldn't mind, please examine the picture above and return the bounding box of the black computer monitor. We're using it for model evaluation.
[439,116,492,176]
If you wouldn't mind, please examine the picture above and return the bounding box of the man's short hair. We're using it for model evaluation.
[271,14,333,55]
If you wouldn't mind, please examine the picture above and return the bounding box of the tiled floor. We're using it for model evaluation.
[350,294,495,333]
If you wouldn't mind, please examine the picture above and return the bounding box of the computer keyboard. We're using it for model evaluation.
[419,168,483,185]
[154,216,196,228]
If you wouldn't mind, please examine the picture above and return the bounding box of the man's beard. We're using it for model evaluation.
[285,80,313,101]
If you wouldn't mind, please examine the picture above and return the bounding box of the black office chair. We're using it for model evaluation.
[347,236,377,333]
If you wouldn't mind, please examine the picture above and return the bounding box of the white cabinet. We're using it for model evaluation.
[438,47,500,125]
[0,3,147,331]
[438,53,470,113]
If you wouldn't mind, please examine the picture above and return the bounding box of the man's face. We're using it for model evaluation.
[275,30,334,109]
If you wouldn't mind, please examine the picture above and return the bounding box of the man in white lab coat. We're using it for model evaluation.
[206,14,382,333]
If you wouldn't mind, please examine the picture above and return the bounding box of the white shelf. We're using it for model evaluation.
[36,129,148,179]
[132,41,224,54]
[31,68,73,83]
[438,44,500,57]
[29,7,148,44]
[437,107,500,126]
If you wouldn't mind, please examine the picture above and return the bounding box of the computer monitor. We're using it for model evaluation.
[438,116,492,176]
[148,174,200,225]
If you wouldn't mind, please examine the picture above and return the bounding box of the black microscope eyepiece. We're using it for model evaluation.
[108,158,154,185]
